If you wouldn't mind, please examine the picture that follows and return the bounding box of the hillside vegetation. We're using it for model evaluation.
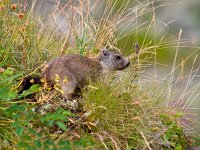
[0,0,199,149]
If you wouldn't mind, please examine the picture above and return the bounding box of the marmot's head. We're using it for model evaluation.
[98,48,130,72]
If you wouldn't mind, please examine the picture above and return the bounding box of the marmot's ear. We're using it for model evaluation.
[100,48,109,56]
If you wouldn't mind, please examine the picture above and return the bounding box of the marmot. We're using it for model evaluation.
[20,48,130,99]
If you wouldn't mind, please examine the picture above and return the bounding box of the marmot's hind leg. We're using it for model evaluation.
[60,76,77,100]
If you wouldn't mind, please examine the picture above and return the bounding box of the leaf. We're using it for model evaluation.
[58,140,71,150]
[47,120,54,126]
[22,135,32,141]
[61,110,75,117]
[2,68,13,77]
[34,139,42,148]
[11,121,20,127]
[5,104,25,115]
[0,85,17,100]
[56,121,67,131]
[41,109,72,123]
[16,126,23,136]
[175,145,182,150]
[41,113,65,122]
[174,112,184,118]
[20,84,41,97]
[44,139,56,149]
[74,137,94,148]
[28,128,38,136]
[17,141,30,148]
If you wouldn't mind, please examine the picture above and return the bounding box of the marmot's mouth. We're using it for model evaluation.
[126,61,130,67]
[118,61,130,70]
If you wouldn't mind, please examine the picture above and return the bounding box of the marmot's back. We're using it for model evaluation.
[43,54,102,86]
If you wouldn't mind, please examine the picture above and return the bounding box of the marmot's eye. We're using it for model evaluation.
[116,55,121,60]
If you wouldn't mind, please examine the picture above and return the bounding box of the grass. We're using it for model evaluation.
[0,0,200,149]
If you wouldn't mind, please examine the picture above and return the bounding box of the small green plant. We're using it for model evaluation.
[40,109,74,131]
[160,113,187,150]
